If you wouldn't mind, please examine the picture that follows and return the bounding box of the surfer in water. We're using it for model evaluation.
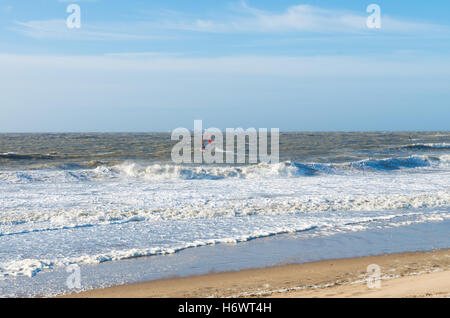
[202,135,213,152]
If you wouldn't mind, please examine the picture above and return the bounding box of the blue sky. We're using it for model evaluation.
[0,0,449,132]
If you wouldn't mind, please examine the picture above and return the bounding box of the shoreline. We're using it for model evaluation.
[62,248,450,298]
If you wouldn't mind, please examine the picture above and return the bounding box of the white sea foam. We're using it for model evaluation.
[1,211,448,278]
[0,154,449,280]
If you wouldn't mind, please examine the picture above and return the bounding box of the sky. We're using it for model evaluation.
[0,0,449,132]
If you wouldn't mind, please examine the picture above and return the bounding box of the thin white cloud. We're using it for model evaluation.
[166,2,450,35]
[10,19,163,41]
[185,4,366,33]
[9,2,450,41]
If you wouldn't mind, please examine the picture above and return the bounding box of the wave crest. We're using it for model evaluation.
[401,143,450,150]
[0,155,447,184]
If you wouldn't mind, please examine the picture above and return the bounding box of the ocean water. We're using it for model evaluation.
[0,132,449,296]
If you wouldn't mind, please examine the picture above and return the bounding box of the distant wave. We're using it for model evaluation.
[0,152,116,162]
[0,152,56,160]
[400,143,450,150]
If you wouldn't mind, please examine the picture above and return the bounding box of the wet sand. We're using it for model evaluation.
[63,249,449,298]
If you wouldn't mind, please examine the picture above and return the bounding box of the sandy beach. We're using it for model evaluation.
[63,249,449,298]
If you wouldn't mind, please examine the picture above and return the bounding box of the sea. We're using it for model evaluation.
[0,131,449,297]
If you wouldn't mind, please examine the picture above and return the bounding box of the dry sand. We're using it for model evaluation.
[63,249,449,298]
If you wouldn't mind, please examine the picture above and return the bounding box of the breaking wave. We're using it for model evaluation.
[0,155,447,184]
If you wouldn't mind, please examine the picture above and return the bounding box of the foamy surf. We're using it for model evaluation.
[1,210,449,278]
[0,132,448,296]
[1,159,449,278]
